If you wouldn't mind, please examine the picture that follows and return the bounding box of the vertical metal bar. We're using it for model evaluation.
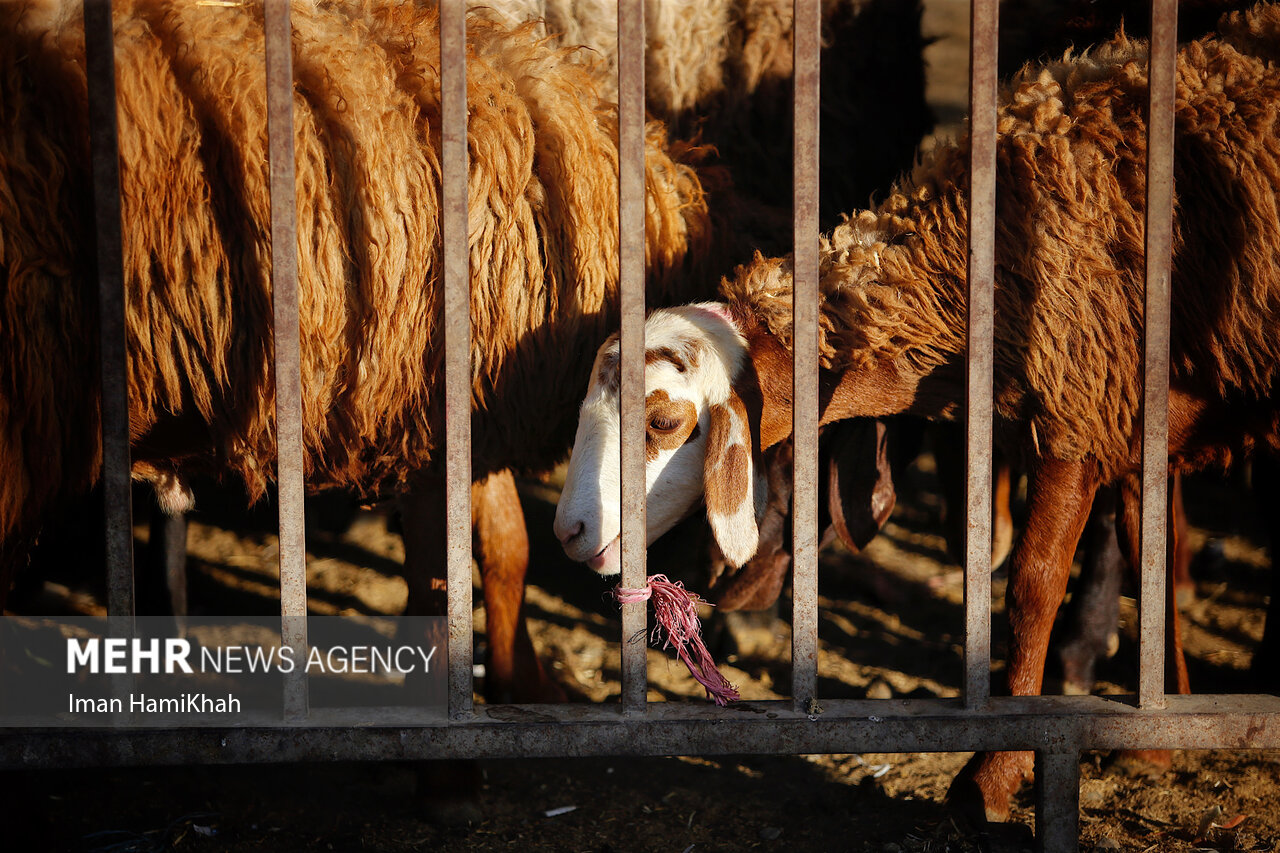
[790,0,820,715]
[618,0,648,714]
[263,0,308,720]
[85,0,135,714]
[1139,0,1177,709]
[964,0,998,710]
[440,0,474,719]
[1034,751,1080,853]
[85,0,135,639]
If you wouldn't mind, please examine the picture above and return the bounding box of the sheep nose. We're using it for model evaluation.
[557,519,584,547]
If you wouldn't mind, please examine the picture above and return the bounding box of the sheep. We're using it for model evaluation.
[938,0,1254,703]
[0,0,721,704]
[999,0,1274,699]
[555,3,1280,822]
[465,0,935,228]
[477,0,934,655]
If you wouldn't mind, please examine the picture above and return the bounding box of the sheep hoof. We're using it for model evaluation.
[948,750,1033,825]
[1060,678,1093,697]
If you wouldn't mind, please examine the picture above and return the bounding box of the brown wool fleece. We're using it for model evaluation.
[0,0,719,564]
[723,2,1280,482]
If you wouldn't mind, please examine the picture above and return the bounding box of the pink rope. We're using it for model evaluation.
[613,574,740,706]
[612,585,653,603]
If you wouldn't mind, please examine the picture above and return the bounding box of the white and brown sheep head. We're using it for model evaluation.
[553,303,768,576]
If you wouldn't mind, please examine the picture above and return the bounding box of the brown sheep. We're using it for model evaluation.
[0,0,720,702]
[490,0,933,615]
[555,1,1280,822]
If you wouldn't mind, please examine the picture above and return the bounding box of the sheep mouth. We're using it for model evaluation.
[586,536,621,575]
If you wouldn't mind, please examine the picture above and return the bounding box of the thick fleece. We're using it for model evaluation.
[724,5,1280,480]
[0,0,716,577]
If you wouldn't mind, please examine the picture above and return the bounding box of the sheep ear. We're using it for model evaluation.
[706,440,795,610]
[823,419,896,552]
[703,389,766,568]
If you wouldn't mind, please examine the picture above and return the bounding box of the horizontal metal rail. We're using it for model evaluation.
[4,695,1279,768]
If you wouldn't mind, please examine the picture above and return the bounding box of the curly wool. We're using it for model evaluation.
[723,4,1280,481]
[0,0,715,554]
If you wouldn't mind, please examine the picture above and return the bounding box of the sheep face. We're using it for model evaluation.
[554,304,767,575]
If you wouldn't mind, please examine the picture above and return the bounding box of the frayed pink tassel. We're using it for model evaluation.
[614,574,740,706]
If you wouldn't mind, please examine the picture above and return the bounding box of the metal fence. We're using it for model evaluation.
[4,1,1280,850]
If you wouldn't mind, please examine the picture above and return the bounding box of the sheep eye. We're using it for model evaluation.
[649,416,681,432]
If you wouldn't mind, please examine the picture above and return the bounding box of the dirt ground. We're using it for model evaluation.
[4,1,1279,851]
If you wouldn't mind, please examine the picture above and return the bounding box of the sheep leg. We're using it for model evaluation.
[1115,474,1191,696]
[399,484,446,622]
[949,457,1098,825]
[1104,474,1188,774]
[401,472,563,705]
[472,470,565,703]
[138,503,188,637]
[398,484,450,704]
[1052,471,1195,697]
[1052,487,1124,695]
[1170,472,1195,610]
[991,458,1015,570]
[933,421,968,564]
[1162,475,1192,693]
[935,428,1014,568]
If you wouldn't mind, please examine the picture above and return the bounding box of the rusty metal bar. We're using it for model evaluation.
[5,695,1280,767]
[84,0,135,714]
[263,0,308,721]
[84,0,135,641]
[790,0,820,716]
[617,0,648,714]
[440,0,473,720]
[1035,751,1079,852]
[1139,0,1177,710]
[964,0,998,710]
